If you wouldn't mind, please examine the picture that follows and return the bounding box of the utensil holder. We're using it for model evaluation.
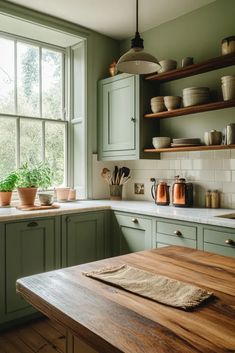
[109,185,123,200]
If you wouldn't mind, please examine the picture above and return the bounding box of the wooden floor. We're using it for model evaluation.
[0,318,66,353]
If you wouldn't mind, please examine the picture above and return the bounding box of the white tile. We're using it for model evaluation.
[228,159,235,170]
[188,151,201,159]
[199,150,214,159]
[155,160,171,170]
[180,159,193,170]
[214,149,230,159]
[176,152,189,159]
[232,171,235,182]
[220,193,231,209]
[215,171,231,182]
[198,170,214,181]
[223,182,235,193]
[160,152,178,160]
[230,149,235,158]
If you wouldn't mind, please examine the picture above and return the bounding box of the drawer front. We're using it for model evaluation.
[157,234,196,248]
[204,243,235,258]
[204,228,235,247]
[157,221,197,240]
[115,213,151,230]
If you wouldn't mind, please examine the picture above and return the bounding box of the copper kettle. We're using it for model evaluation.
[150,178,170,206]
[172,176,193,207]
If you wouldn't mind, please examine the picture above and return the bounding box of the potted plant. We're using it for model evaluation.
[0,172,18,206]
[16,163,53,206]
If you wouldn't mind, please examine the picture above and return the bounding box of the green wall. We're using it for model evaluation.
[120,0,235,141]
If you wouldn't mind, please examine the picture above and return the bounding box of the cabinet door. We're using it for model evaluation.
[113,213,152,256]
[5,218,60,315]
[99,74,137,159]
[62,212,105,267]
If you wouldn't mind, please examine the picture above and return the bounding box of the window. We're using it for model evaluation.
[0,34,66,186]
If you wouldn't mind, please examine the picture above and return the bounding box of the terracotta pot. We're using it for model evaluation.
[0,191,12,206]
[17,187,37,206]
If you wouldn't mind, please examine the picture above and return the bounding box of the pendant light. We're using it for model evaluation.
[117,0,160,75]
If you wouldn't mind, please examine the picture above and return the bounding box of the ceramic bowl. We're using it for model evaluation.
[55,187,70,202]
[158,60,177,73]
[152,137,171,149]
[163,96,182,110]
[151,101,166,113]
[38,193,53,206]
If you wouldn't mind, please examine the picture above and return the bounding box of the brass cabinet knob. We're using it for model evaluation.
[174,230,182,236]
[225,239,235,246]
[66,216,71,223]
[27,221,38,227]
[132,218,138,223]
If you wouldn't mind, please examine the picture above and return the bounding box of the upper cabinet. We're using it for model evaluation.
[98,73,158,160]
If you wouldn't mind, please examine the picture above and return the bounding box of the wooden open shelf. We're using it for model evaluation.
[145,52,235,82]
[144,99,235,119]
[144,144,235,153]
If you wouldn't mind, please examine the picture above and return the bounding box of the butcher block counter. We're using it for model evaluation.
[16,246,235,353]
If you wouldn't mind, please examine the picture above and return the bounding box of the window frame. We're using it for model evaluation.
[0,31,69,186]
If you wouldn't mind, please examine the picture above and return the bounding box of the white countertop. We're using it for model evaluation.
[1,200,235,228]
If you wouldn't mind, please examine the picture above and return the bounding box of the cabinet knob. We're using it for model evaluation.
[66,216,71,223]
[132,218,138,223]
[225,239,235,246]
[27,221,38,227]
[174,230,182,236]
[130,117,136,122]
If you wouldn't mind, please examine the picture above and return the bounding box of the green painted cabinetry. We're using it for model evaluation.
[98,73,158,161]
[61,211,109,267]
[156,219,197,249]
[202,225,235,258]
[0,217,60,325]
[112,212,153,256]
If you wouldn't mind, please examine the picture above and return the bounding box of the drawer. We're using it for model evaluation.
[157,220,197,240]
[204,243,235,258]
[204,228,235,247]
[114,213,151,230]
[156,234,196,248]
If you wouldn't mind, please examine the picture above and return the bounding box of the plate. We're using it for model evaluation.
[172,138,201,144]
[171,143,202,147]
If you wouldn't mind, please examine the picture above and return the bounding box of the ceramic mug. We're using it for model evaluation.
[181,57,194,67]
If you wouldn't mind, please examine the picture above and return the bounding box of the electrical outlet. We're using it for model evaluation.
[134,183,144,195]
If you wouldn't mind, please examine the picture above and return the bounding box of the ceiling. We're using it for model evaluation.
[9,0,215,40]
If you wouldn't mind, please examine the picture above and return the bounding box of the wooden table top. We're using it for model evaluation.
[16,246,235,353]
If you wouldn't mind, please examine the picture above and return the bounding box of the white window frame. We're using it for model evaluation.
[0,31,69,186]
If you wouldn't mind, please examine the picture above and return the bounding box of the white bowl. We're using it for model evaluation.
[151,96,164,102]
[158,60,177,73]
[151,101,166,113]
[152,137,171,149]
[222,82,235,100]
[164,96,182,110]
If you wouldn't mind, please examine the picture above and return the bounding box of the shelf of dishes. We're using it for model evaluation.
[144,144,235,153]
[144,99,235,119]
[145,52,235,82]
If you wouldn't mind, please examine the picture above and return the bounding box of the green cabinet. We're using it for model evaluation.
[156,219,197,249]
[202,225,235,258]
[62,211,109,267]
[98,73,158,161]
[112,212,153,256]
[0,217,60,325]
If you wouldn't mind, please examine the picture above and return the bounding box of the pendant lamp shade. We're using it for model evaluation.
[117,0,160,75]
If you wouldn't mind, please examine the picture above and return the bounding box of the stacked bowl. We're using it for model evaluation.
[221,75,235,101]
[150,96,165,113]
[183,87,210,107]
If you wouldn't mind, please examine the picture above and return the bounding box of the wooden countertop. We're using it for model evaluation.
[16,246,235,353]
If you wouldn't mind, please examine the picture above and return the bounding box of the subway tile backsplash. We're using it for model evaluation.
[92,151,235,208]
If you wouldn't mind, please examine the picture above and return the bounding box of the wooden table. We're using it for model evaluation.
[16,246,235,353]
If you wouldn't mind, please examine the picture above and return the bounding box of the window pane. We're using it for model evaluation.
[20,119,42,165]
[0,38,15,114]
[0,118,16,179]
[45,122,65,186]
[42,49,63,119]
[17,42,40,117]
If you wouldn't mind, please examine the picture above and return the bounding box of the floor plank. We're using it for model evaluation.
[0,318,66,353]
